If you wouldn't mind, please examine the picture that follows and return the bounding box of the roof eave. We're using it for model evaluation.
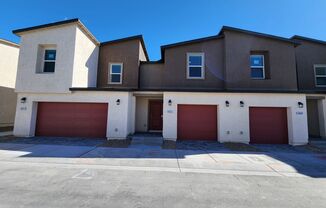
[12,18,100,46]
[220,26,299,46]
[100,35,149,61]
[0,39,19,48]
[291,35,326,46]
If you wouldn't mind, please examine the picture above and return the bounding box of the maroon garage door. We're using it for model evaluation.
[35,102,108,138]
[249,107,288,144]
[177,105,217,141]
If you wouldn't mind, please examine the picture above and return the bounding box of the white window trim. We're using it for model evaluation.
[109,63,123,84]
[250,54,265,79]
[314,64,326,87]
[186,52,205,79]
[42,48,56,73]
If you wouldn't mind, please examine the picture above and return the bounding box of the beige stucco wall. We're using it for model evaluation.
[139,42,147,62]
[135,97,149,132]
[15,25,76,93]
[15,24,98,93]
[0,42,19,88]
[319,98,326,138]
[163,92,308,145]
[13,91,133,139]
[0,41,19,127]
[72,26,99,88]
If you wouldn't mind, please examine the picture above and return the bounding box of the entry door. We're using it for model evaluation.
[148,100,163,131]
[307,99,320,138]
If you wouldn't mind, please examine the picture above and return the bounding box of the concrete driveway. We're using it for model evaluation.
[0,137,326,207]
[0,137,325,178]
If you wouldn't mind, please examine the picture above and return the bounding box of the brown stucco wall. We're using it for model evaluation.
[293,39,326,91]
[97,39,142,88]
[224,31,298,90]
[140,38,225,89]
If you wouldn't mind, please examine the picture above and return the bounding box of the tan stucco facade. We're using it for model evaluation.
[0,40,19,127]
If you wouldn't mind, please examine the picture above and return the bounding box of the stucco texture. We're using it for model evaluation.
[0,42,19,127]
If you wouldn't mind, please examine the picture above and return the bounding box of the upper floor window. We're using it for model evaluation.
[109,63,123,84]
[187,53,204,79]
[43,49,56,73]
[250,54,265,79]
[314,64,326,87]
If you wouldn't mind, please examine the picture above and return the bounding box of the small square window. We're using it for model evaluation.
[314,65,326,87]
[43,62,55,73]
[43,49,56,73]
[250,55,265,79]
[45,50,56,60]
[109,63,123,84]
[187,53,204,79]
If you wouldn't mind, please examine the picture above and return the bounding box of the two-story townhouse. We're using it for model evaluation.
[13,19,147,140]
[0,39,19,131]
[292,35,326,139]
[13,19,310,146]
[139,26,307,145]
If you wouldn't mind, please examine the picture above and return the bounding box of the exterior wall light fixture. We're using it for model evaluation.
[116,99,120,105]
[20,97,27,103]
[298,102,304,108]
[168,99,172,106]
[225,100,230,107]
[240,101,244,107]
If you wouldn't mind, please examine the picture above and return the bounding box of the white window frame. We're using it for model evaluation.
[250,54,265,79]
[42,48,56,73]
[314,64,326,87]
[186,52,205,79]
[109,63,123,84]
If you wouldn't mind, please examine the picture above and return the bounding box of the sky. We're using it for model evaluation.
[1,0,326,61]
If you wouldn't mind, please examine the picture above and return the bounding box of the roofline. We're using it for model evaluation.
[161,35,224,50]
[291,35,326,45]
[220,26,300,45]
[12,18,79,34]
[159,34,224,62]
[70,87,326,94]
[12,18,99,45]
[101,35,149,61]
[140,60,164,64]
[0,38,19,48]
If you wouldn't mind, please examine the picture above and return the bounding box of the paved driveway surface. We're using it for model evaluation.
[0,137,326,207]
[0,138,325,178]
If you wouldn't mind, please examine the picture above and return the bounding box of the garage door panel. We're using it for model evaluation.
[36,102,108,138]
[249,107,288,144]
[177,105,217,141]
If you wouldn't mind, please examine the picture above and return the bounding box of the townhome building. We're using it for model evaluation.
[0,39,19,130]
[291,35,326,139]
[12,19,326,146]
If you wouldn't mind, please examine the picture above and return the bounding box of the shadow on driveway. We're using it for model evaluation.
[0,136,325,178]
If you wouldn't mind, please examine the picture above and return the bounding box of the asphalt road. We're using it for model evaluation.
[0,160,325,208]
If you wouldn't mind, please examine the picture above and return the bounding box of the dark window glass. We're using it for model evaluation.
[111,74,121,83]
[43,62,55,73]
[251,68,264,79]
[316,67,326,76]
[111,65,121,73]
[250,55,264,67]
[189,56,202,66]
[45,50,56,61]
[316,77,326,86]
[189,67,202,77]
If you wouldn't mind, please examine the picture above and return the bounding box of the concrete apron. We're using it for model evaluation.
[0,142,325,178]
